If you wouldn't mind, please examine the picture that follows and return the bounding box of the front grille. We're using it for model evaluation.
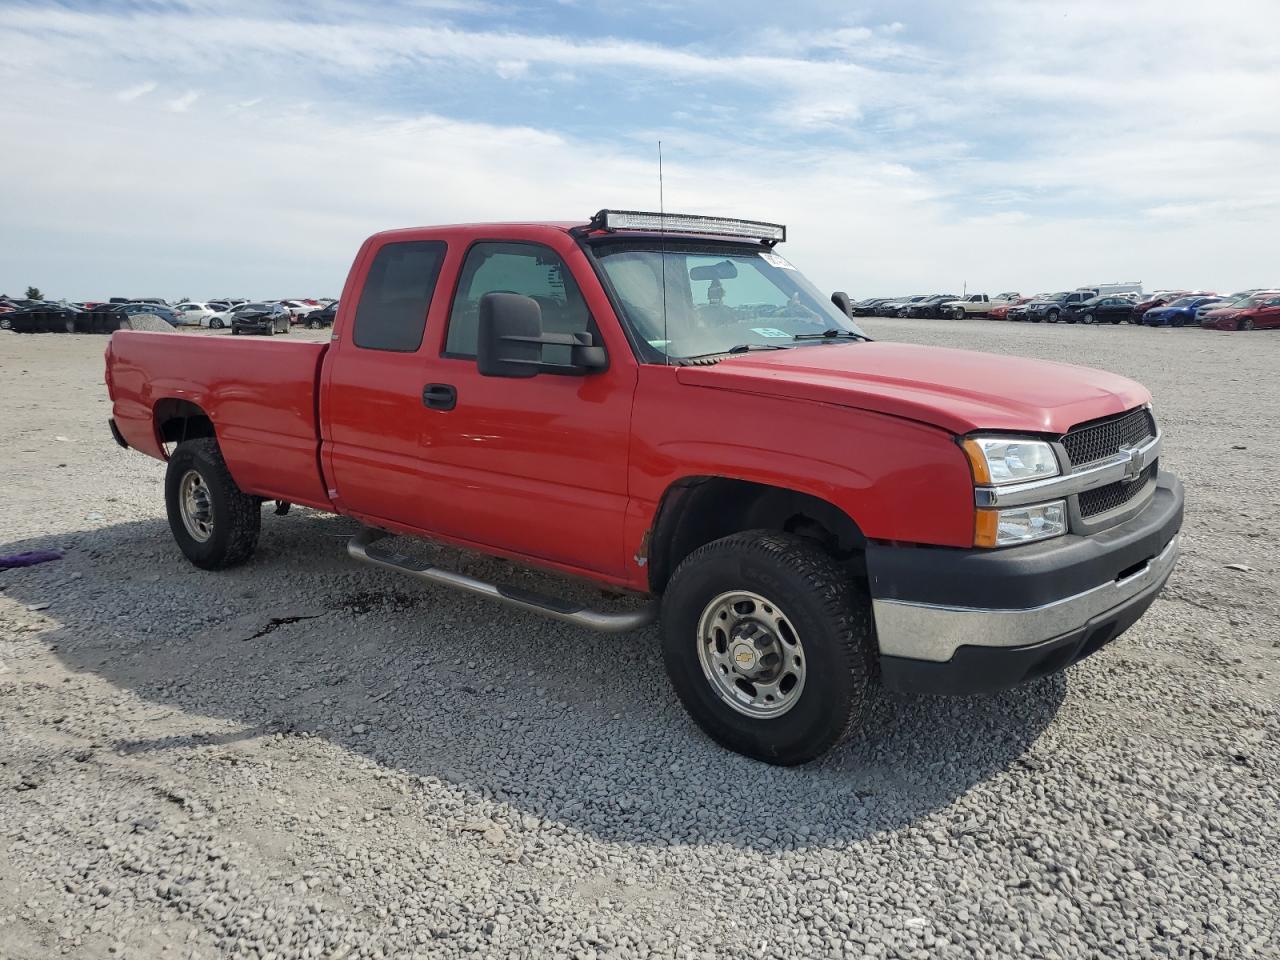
[1062,407,1156,468]
[1079,461,1157,518]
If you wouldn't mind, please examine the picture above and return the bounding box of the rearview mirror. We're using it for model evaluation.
[831,291,853,318]
[477,292,607,378]
[689,260,738,281]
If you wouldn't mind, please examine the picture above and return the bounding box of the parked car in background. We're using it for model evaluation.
[904,294,960,319]
[203,302,269,329]
[230,302,291,336]
[942,293,1020,320]
[990,296,1033,321]
[173,302,217,326]
[279,299,319,323]
[1142,296,1226,328]
[850,297,892,317]
[875,295,926,317]
[1061,295,1136,325]
[1129,292,1190,324]
[1200,292,1280,331]
[304,301,338,328]
[1026,291,1093,323]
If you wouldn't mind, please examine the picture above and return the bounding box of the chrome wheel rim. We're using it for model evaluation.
[179,469,213,542]
[696,590,806,719]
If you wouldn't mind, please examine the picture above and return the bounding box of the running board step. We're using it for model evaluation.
[347,527,656,634]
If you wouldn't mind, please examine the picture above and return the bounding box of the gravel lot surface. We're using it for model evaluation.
[1,320,1277,959]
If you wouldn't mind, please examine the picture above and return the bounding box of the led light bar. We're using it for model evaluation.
[591,209,786,244]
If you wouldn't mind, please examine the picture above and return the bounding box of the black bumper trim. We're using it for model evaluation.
[879,560,1171,696]
[108,417,128,449]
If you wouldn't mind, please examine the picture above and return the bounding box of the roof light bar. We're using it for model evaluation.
[590,209,786,244]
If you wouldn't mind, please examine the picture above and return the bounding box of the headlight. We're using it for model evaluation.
[975,501,1067,547]
[963,437,1060,485]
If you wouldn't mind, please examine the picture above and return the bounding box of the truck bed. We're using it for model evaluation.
[106,332,333,508]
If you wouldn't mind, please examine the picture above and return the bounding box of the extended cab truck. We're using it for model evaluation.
[941,293,1021,321]
[105,210,1184,766]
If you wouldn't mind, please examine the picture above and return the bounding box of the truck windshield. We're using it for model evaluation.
[592,243,865,361]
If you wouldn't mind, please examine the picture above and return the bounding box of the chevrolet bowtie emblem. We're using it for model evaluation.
[1119,446,1144,483]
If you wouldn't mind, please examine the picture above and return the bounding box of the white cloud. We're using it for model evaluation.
[116,81,157,102]
[495,59,529,80]
[0,1,1277,299]
[166,90,201,113]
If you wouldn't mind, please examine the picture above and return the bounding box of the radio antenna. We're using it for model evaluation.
[658,140,669,366]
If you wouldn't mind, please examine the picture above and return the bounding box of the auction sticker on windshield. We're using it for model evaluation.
[759,252,796,270]
[750,327,792,338]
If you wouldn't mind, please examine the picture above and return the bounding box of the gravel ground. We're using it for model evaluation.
[1,320,1277,959]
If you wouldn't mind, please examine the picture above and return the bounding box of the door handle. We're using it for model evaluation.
[422,383,457,411]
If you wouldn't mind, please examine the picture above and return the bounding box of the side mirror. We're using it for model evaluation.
[477,292,607,378]
[831,291,853,318]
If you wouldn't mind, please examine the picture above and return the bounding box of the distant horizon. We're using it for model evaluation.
[2,0,1277,301]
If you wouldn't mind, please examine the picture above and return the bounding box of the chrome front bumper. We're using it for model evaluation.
[872,534,1178,663]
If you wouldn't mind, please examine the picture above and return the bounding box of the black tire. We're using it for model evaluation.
[1047,309,1060,323]
[165,438,260,570]
[211,318,224,329]
[307,319,320,329]
[1239,318,1253,331]
[660,530,877,766]
[1081,312,1094,325]
[1110,317,1122,324]
[1171,316,1184,328]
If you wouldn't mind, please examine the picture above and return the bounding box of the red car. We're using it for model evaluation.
[1200,292,1280,331]
[104,210,1183,765]
[989,296,1033,320]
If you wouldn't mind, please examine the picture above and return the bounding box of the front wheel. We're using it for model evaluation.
[165,439,260,569]
[952,307,965,320]
[1047,310,1060,323]
[660,531,877,765]
[1081,312,1094,325]
[1239,317,1254,331]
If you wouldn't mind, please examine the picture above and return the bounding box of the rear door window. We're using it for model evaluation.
[353,240,448,352]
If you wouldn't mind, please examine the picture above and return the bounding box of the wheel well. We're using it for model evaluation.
[647,477,866,593]
[154,398,215,447]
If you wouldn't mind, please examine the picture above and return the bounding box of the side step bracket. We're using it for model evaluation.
[347,527,656,634]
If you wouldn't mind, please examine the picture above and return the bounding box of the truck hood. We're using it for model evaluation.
[675,343,1150,435]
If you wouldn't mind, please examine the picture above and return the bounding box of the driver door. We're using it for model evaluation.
[415,239,638,578]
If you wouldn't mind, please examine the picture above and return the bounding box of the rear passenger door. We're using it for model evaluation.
[321,239,449,530]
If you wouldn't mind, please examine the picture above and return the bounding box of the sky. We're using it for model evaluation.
[1,0,1278,301]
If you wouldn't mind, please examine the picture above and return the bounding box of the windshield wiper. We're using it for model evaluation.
[683,343,791,360]
[792,329,869,341]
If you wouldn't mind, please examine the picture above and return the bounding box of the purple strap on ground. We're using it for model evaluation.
[0,551,63,569]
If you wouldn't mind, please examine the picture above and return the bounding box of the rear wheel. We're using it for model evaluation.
[165,438,260,569]
[211,318,224,329]
[660,531,877,765]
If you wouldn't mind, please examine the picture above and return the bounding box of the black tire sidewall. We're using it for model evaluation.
[661,534,870,765]
[165,441,256,570]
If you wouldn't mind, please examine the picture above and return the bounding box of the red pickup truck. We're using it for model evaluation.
[105,210,1183,765]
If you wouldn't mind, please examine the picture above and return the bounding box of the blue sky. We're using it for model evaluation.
[1,0,1277,300]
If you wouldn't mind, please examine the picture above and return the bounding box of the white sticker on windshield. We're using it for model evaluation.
[750,327,791,338]
[759,251,796,270]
